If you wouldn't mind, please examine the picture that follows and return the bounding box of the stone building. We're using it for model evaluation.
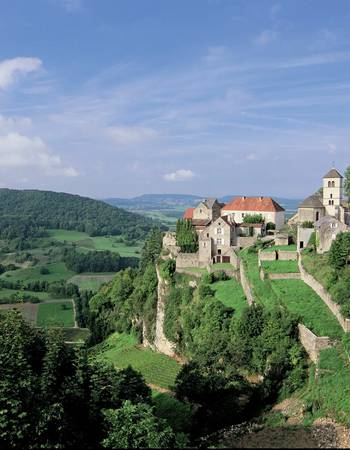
[221,196,285,230]
[295,168,350,252]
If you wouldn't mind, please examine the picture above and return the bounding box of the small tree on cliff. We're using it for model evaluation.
[176,219,198,253]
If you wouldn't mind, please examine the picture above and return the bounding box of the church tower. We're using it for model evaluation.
[323,168,344,217]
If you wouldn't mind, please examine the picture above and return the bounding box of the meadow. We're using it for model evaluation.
[91,332,181,390]
[301,251,333,290]
[47,229,142,257]
[212,278,247,317]
[68,273,116,292]
[36,301,75,327]
[0,261,75,283]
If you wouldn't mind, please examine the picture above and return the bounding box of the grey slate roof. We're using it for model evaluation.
[299,194,324,208]
[323,168,343,178]
[202,198,217,209]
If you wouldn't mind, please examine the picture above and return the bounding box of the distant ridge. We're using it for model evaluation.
[103,194,302,215]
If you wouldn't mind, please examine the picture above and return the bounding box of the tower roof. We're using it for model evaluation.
[323,168,343,179]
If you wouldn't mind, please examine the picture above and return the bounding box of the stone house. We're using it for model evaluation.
[198,216,236,264]
[221,196,285,230]
[315,216,350,253]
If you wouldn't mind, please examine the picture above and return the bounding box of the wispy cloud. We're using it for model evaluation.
[0,132,78,177]
[106,125,158,146]
[253,30,278,46]
[0,57,42,89]
[54,0,82,12]
[163,169,195,182]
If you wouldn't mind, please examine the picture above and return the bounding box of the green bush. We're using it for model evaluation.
[159,259,176,281]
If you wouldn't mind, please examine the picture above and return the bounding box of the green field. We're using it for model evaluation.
[262,244,297,252]
[180,267,207,274]
[37,301,75,327]
[271,280,342,338]
[262,260,299,273]
[91,332,181,389]
[47,229,142,257]
[68,273,115,292]
[212,279,247,317]
[0,261,75,283]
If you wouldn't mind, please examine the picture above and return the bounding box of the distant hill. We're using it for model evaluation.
[0,189,158,241]
[104,194,203,210]
[104,194,302,218]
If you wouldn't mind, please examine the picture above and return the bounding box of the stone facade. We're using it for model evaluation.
[278,250,298,260]
[297,227,314,251]
[315,216,350,253]
[192,198,222,222]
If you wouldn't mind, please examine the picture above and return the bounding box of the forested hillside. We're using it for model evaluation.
[0,189,159,240]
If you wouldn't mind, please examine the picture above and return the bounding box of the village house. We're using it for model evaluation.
[175,195,285,268]
[294,168,350,252]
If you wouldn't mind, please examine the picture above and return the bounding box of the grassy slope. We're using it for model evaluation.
[262,260,299,273]
[37,301,75,327]
[212,279,247,318]
[240,250,278,309]
[301,251,333,290]
[241,250,342,338]
[90,332,180,389]
[271,280,342,338]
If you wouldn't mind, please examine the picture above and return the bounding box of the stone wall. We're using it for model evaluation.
[237,236,257,248]
[269,272,301,280]
[153,265,177,357]
[176,267,204,278]
[240,261,254,305]
[259,250,276,261]
[299,257,350,332]
[298,323,331,363]
[278,250,298,260]
[176,252,200,268]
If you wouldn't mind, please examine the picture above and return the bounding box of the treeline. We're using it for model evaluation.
[63,248,139,273]
[0,188,161,240]
[0,311,179,449]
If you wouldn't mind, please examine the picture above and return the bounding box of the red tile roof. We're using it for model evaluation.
[183,207,194,219]
[222,196,285,212]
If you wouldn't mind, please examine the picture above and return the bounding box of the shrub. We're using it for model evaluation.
[243,214,264,224]
[40,266,50,275]
[159,259,176,281]
[302,221,314,229]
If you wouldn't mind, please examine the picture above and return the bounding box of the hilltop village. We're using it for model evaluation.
[163,167,350,269]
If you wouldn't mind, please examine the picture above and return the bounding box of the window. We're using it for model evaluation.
[330,194,333,199]
[242,213,245,218]
[217,227,222,234]
[332,181,335,187]
[329,200,334,205]
[207,233,209,238]
[328,181,332,187]
[203,242,207,248]
[216,238,222,245]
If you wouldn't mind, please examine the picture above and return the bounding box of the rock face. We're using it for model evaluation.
[152,265,177,357]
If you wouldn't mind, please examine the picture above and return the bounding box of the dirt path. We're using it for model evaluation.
[147,383,174,395]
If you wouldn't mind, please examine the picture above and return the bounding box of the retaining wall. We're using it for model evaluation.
[298,323,331,363]
[175,268,204,278]
[237,236,257,248]
[298,257,350,332]
[278,250,298,261]
[240,261,254,305]
[268,272,301,280]
[176,252,200,268]
[259,250,277,261]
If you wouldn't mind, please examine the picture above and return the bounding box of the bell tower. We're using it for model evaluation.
[323,168,343,217]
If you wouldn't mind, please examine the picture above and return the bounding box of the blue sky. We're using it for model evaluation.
[1,0,350,199]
